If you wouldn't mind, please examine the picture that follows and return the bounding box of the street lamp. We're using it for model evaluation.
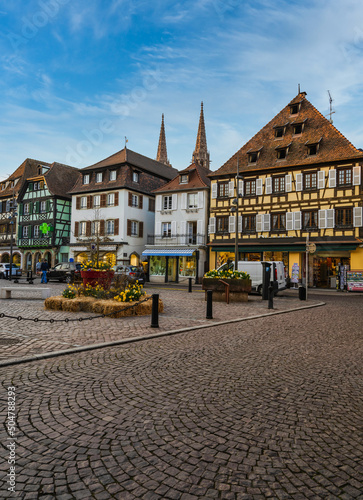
[230,159,243,270]
[8,197,17,281]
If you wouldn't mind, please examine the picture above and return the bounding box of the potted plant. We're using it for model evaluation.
[202,268,251,302]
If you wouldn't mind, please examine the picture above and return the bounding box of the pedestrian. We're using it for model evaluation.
[36,260,41,276]
[40,259,49,284]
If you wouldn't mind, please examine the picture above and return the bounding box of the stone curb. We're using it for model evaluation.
[0,301,325,368]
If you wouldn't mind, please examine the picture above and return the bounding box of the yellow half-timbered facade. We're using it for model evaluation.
[208,92,363,287]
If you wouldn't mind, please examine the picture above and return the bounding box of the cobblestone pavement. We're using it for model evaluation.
[0,293,362,499]
[0,282,323,361]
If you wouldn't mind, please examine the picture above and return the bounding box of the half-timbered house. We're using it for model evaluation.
[17,162,80,270]
[208,92,363,287]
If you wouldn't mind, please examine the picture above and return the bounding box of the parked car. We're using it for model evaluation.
[0,263,22,279]
[112,265,145,285]
[217,260,287,295]
[46,262,83,283]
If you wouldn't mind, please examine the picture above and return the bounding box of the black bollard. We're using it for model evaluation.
[151,293,159,328]
[27,271,34,284]
[206,290,213,319]
[188,277,192,293]
[268,285,274,309]
[5,270,9,280]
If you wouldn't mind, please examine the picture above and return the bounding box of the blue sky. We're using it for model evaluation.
[1,0,363,179]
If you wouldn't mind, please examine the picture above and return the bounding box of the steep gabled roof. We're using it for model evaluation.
[214,92,363,177]
[0,158,50,199]
[154,163,211,194]
[82,147,177,180]
[44,163,80,197]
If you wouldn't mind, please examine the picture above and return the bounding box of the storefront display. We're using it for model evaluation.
[179,256,196,277]
[346,270,363,292]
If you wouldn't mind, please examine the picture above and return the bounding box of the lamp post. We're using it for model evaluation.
[8,197,17,282]
[231,159,242,270]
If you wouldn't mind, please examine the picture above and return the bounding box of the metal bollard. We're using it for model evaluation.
[27,271,34,284]
[150,293,159,328]
[5,270,9,280]
[188,277,192,293]
[206,290,213,319]
[268,285,274,309]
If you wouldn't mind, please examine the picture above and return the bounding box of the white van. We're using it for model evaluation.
[217,261,287,295]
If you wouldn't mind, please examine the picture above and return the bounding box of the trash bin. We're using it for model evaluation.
[298,285,306,300]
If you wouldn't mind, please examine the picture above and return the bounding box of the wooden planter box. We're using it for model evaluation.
[202,278,252,302]
[81,270,115,289]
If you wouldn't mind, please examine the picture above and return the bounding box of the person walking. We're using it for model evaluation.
[36,260,41,275]
[40,259,49,284]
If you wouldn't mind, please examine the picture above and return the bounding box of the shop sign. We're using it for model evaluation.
[306,243,316,254]
[291,263,299,283]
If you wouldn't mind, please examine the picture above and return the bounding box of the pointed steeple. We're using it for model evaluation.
[192,102,210,169]
[156,114,171,166]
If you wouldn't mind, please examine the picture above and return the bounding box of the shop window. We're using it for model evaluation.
[304,172,317,190]
[273,176,285,193]
[179,256,196,277]
[272,213,286,231]
[336,208,353,228]
[243,214,256,233]
[216,216,229,234]
[150,256,166,276]
[337,168,352,186]
[303,211,318,229]
[218,182,229,198]
[244,179,256,196]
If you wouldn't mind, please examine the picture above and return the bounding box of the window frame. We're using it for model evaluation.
[131,220,139,236]
[216,216,229,234]
[109,170,117,182]
[132,172,139,183]
[95,172,103,183]
[106,219,115,235]
[107,193,115,206]
[79,221,87,236]
[337,167,352,187]
[217,181,229,199]
[80,196,87,209]
[180,174,188,184]
[304,171,318,190]
[303,210,318,230]
[93,195,101,208]
[273,176,285,194]
[244,179,256,197]
[163,195,172,210]
[162,222,172,237]
[83,174,90,185]
[336,207,353,228]
[187,193,198,209]
[271,213,286,232]
[40,201,47,213]
[243,214,256,233]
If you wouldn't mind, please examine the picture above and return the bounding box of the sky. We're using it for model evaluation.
[1,0,363,180]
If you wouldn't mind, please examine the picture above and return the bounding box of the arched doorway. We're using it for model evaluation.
[25,252,32,270]
[44,251,52,267]
[33,252,42,272]
[75,252,89,264]
[102,252,116,267]
[1,253,9,263]
[130,252,140,266]
[12,253,21,265]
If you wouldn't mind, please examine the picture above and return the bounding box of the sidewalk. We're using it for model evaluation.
[0,282,325,363]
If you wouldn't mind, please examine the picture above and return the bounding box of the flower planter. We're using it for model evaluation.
[202,278,252,302]
[81,270,115,289]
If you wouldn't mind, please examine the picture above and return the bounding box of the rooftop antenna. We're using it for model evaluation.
[298,83,300,94]
[326,90,335,124]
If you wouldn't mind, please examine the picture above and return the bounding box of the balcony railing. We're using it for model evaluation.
[18,237,52,247]
[147,234,206,245]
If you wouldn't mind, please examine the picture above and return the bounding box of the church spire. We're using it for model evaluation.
[156,114,171,166]
[192,102,210,169]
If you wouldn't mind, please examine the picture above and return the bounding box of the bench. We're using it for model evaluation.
[0,287,51,300]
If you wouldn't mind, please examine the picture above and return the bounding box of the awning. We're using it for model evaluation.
[211,244,358,253]
[142,248,195,257]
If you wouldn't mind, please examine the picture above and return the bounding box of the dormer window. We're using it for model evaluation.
[180,174,188,184]
[292,119,307,136]
[83,174,90,185]
[273,122,288,139]
[38,165,49,175]
[96,172,103,183]
[247,148,262,164]
[305,138,322,156]
[109,170,117,182]
[132,171,139,183]
[275,143,291,160]
[290,101,303,115]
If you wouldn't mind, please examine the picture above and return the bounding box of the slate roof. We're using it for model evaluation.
[213,92,363,177]
[44,163,80,198]
[82,148,177,178]
[154,163,211,194]
[69,147,178,195]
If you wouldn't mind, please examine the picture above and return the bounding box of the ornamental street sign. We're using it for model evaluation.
[307,242,316,254]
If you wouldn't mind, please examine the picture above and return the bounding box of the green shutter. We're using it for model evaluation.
[35,201,40,213]
[28,183,33,191]
[46,200,50,212]
[19,203,23,216]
